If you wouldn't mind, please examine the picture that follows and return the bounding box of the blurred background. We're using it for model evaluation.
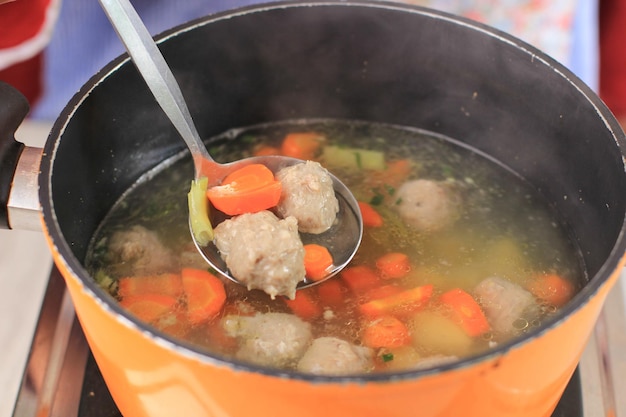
[3,0,624,124]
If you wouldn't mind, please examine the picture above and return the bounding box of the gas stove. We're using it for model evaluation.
[10,266,626,417]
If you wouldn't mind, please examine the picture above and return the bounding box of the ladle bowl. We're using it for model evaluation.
[98,0,363,289]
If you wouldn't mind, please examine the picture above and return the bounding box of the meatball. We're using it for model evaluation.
[213,210,305,299]
[297,337,373,375]
[474,276,540,336]
[276,161,339,234]
[394,179,460,232]
[222,312,312,368]
[106,225,178,276]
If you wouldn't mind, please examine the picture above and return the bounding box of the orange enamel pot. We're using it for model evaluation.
[3,2,626,417]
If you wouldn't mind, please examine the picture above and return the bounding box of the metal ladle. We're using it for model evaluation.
[98,0,363,289]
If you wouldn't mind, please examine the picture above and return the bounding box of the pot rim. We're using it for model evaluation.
[39,0,626,384]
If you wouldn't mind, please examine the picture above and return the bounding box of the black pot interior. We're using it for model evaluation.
[42,2,626,307]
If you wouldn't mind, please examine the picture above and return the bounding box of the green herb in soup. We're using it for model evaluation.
[86,120,584,375]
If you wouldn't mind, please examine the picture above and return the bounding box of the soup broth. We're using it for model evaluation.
[86,119,585,374]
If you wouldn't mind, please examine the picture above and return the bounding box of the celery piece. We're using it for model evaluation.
[322,145,386,170]
[187,177,214,245]
[94,269,117,295]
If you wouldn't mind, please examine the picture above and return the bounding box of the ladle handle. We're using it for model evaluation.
[98,0,212,166]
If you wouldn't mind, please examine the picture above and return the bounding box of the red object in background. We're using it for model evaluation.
[600,0,626,118]
[0,0,56,105]
[0,53,43,104]
[0,0,51,49]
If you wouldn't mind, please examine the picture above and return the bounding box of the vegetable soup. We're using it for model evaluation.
[86,119,585,375]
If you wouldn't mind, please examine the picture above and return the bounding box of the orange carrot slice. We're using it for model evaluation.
[363,284,403,302]
[253,145,281,157]
[382,159,412,186]
[119,294,178,323]
[341,265,381,293]
[362,316,411,348]
[117,273,183,298]
[358,201,383,227]
[206,164,282,215]
[440,288,490,337]
[359,284,433,318]
[316,280,345,307]
[280,132,324,160]
[284,290,323,320]
[181,268,227,325]
[376,252,411,279]
[303,244,334,281]
[527,273,575,307]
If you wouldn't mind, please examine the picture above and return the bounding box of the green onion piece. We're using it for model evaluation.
[354,151,362,169]
[93,269,118,296]
[188,177,214,245]
[370,193,384,206]
[381,353,394,362]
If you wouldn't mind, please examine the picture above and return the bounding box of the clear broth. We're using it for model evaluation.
[86,119,585,373]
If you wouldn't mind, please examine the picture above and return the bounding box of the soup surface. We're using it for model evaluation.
[86,119,585,375]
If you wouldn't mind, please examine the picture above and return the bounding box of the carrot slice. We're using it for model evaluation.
[382,159,412,186]
[440,288,490,337]
[181,268,227,325]
[527,273,575,307]
[358,201,383,227]
[303,244,334,281]
[119,294,178,323]
[280,132,324,160]
[376,252,411,279]
[363,284,403,302]
[253,145,281,157]
[359,284,433,318]
[341,265,381,293]
[118,273,183,298]
[316,280,345,307]
[362,316,411,348]
[284,290,323,320]
[206,164,282,215]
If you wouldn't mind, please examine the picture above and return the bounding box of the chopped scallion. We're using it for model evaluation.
[381,353,394,362]
[370,193,384,206]
[188,177,214,245]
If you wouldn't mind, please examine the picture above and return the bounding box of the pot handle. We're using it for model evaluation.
[0,81,30,229]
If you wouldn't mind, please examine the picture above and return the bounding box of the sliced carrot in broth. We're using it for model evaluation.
[341,265,381,293]
[376,252,411,279]
[440,288,490,337]
[182,268,227,325]
[358,201,384,227]
[359,284,433,318]
[206,164,282,215]
[303,244,334,281]
[316,280,346,308]
[280,132,325,160]
[527,273,575,307]
[117,273,183,298]
[119,294,178,323]
[362,316,411,349]
[284,290,323,320]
